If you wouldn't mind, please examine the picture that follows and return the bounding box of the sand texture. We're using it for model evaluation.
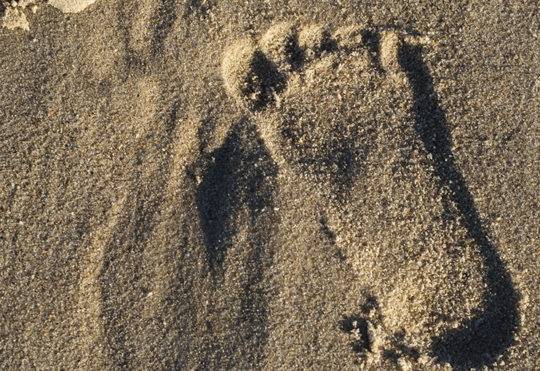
[1,0,539,369]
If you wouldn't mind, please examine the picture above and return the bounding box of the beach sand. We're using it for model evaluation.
[1,0,539,368]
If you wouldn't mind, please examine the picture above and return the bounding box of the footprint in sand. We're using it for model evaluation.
[221,22,518,368]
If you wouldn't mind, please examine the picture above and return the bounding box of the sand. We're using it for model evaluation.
[0,0,539,369]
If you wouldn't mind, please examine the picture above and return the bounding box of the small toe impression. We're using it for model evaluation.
[259,22,300,71]
[222,38,284,110]
[298,24,332,61]
[222,39,261,106]
[333,25,366,51]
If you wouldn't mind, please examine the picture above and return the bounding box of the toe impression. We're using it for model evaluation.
[298,24,332,61]
[259,22,299,72]
[222,38,261,106]
[222,38,285,110]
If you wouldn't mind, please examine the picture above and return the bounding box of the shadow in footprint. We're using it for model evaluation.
[196,120,278,277]
[196,120,278,366]
[400,44,519,367]
[340,315,372,355]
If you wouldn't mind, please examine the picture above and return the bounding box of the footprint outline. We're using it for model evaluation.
[221,22,519,368]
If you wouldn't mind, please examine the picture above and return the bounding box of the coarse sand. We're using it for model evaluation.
[1,0,539,369]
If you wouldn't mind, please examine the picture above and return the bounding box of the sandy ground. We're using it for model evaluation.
[0,0,539,369]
